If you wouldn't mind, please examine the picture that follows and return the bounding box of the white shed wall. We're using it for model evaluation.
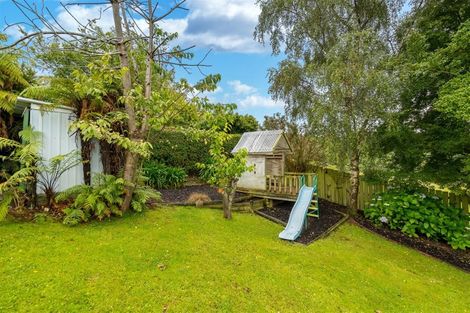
[89,139,103,179]
[30,104,85,192]
[238,155,266,190]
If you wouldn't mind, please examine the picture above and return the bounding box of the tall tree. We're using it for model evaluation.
[255,0,400,214]
[377,0,470,190]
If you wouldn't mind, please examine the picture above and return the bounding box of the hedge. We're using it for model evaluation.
[148,131,241,175]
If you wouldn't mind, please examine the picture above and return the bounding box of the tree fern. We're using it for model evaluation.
[36,150,82,207]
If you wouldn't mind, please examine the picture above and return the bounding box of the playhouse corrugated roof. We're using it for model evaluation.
[231,130,292,154]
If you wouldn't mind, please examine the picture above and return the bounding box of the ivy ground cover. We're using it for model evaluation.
[0,207,468,312]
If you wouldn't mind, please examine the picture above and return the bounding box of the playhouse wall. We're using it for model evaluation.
[29,104,102,192]
[238,155,266,190]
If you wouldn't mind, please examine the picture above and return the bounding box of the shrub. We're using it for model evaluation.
[57,174,160,226]
[0,128,40,221]
[187,192,211,206]
[364,190,470,250]
[142,162,187,189]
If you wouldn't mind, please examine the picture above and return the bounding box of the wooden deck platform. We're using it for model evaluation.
[237,173,317,202]
[237,173,314,201]
[237,188,299,202]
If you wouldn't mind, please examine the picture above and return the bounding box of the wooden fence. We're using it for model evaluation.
[267,168,469,212]
[266,173,317,195]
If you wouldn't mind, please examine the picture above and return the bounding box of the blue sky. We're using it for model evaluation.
[0,0,285,122]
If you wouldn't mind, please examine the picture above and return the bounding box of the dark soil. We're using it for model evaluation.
[7,203,66,222]
[258,198,347,244]
[159,185,245,204]
[353,212,470,272]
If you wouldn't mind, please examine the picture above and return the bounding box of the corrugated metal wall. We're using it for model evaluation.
[89,139,103,179]
[29,104,102,192]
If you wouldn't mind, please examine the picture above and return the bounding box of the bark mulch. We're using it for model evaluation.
[353,212,470,272]
[159,185,245,204]
[257,198,348,244]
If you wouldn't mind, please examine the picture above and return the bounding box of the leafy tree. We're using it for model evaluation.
[261,113,287,131]
[229,113,259,134]
[23,55,123,182]
[255,0,400,214]
[377,0,470,190]
[198,129,253,219]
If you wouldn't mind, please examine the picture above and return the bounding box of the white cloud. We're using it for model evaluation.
[228,80,257,95]
[4,25,23,41]
[239,94,284,108]
[161,0,265,53]
[161,18,188,35]
[34,0,262,53]
[55,4,115,32]
[223,79,282,108]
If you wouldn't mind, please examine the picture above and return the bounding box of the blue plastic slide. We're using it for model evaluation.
[278,185,316,241]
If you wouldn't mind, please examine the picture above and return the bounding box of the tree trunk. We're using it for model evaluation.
[349,149,360,216]
[111,0,138,212]
[0,113,9,138]
[222,192,232,219]
[222,189,232,219]
[80,135,91,185]
[120,151,138,212]
[222,179,239,219]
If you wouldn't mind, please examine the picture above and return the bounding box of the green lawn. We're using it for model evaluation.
[0,207,468,313]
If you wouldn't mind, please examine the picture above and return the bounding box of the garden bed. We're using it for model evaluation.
[159,184,246,204]
[353,212,470,272]
[257,198,348,244]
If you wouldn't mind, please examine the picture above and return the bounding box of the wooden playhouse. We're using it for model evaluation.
[232,130,292,191]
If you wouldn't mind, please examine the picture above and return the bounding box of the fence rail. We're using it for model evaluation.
[266,174,316,195]
[265,168,469,212]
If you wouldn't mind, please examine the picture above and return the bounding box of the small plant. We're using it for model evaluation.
[198,128,253,219]
[142,161,187,189]
[365,190,469,250]
[187,192,211,207]
[33,212,51,223]
[37,150,82,208]
[57,174,160,226]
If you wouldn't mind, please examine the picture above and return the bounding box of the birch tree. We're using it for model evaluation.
[255,0,401,214]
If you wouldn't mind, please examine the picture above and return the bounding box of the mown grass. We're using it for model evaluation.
[0,207,468,312]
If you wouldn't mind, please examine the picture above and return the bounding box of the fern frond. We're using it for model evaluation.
[0,167,36,193]
[56,184,90,202]
[0,90,17,113]
[0,193,13,221]
[0,136,21,150]
[21,85,58,103]
[0,54,29,88]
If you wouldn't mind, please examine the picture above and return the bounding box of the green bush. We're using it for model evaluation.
[148,131,241,175]
[142,162,187,189]
[58,174,160,226]
[364,190,469,250]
